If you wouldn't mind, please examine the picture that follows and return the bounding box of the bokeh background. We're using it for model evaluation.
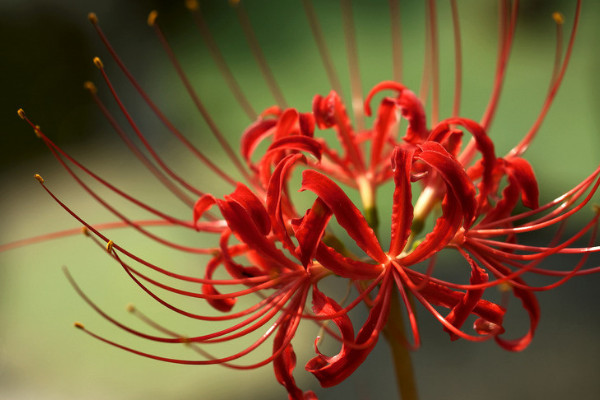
[1,0,599,399]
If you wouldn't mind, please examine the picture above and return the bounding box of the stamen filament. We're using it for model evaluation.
[232,2,288,108]
[450,0,462,117]
[149,13,252,184]
[85,81,196,208]
[89,15,238,186]
[94,59,213,195]
[302,0,344,95]
[341,0,365,132]
[186,1,257,120]
[388,0,403,83]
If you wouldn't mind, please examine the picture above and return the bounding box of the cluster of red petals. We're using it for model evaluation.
[182,79,598,395]
[20,78,599,399]
[13,2,599,399]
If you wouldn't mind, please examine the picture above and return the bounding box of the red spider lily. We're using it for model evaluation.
[7,0,599,399]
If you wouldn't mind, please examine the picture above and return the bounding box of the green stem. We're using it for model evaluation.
[358,176,419,399]
[382,287,419,400]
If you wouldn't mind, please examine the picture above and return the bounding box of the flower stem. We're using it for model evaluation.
[383,287,419,400]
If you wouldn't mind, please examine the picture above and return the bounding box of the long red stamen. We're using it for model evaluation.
[392,269,421,350]
[302,0,344,96]
[88,14,237,186]
[302,273,384,321]
[388,0,403,83]
[231,1,288,108]
[480,0,519,130]
[549,12,565,88]
[93,59,216,194]
[509,0,581,157]
[340,0,365,132]
[85,82,196,208]
[72,307,297,368]
[426,0,440,125]
[472,173,600,237]
[185,0,257,121]
[19,113,200,232]
[148,12,252,184]
[113,248,301,304]
[450,0,462,117]
[31,178,277,286]
[475,167,600,230]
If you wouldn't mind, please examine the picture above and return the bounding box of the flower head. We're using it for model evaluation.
[9,0,600,399]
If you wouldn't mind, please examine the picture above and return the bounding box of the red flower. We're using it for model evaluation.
[9,0,599,399]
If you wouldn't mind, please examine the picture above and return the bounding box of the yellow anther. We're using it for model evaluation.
[17,108,26,119]
[592,204,600,215]
[552,12,564,25]
[106,240,114,252]
[93,57,104,69]
[34,174,44,183]
[83,81,97,94]
[126,303,136,313]
[81,226,90,236]
[33,125,42,138]
[180,336,191,346]
[229,0,240,6]
[147,10,158,26]
[88,12,98,24]
[498,282,512,293]
[185,0,199,11]
[74,322,85,329]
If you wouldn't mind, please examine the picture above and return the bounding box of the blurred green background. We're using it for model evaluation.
[1,0,599,399]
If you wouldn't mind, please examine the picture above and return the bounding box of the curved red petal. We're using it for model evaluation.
[492,263,540,352]
[193,193,217,225]
[267,153,308,256]
[226,183,271,236]
[313,91,364,172]
[505,156,539,209]
[364,81,428,145]
[299,112,315,137]
[274,108,300,140]
[202,256,237,312]
[315,243,383,280]
[300,169,387,263]
[219,231,267,279]
[265,136,323,161]
[443,251,489,340]
[400,193,463,266]
[405,269,505,325]
[370,97,398,170]
[240,118,277,166]
[292,198,332,267]
[273,311,315,400]
[389,146,415,256]
[217,199,297,271]
[305,285,355,377]
[306,276,391,387]
[417,141,477,226]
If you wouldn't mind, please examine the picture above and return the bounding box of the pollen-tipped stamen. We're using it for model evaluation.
[89,15,239,187]
[92,57,222,194]
[509,0,581,158]
[25,118,204,234]
[84,80,197,208]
